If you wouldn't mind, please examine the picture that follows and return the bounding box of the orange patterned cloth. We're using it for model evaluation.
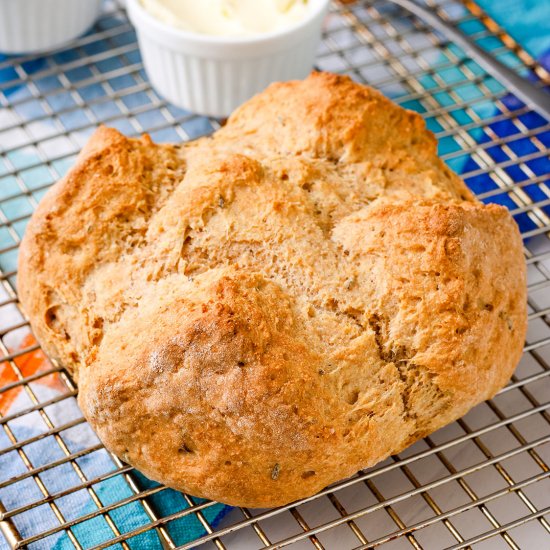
[0,333,65,414]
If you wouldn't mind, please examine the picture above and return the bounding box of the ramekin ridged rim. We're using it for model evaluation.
[127,0,331,47]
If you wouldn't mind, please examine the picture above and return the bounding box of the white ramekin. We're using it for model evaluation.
[0,0,102,55]
[127,0,330,118]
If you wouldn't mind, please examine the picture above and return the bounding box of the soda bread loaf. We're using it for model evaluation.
[18,72,527,507]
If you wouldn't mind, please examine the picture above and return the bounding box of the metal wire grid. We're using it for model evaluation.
[0,0,548,548]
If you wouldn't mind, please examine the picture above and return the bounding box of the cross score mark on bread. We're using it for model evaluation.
[18,72,527,507]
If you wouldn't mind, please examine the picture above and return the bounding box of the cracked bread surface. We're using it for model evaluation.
[18,72,527,507]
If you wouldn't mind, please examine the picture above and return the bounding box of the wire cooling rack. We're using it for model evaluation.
[0,1,549,548]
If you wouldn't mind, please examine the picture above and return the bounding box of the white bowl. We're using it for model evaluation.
[0,0,103,55]
[127,0,330,118]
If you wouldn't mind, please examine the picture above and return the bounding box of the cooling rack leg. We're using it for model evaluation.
[0,501,22,549]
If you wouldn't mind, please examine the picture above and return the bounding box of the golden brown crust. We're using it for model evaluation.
[18,72,526,507]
